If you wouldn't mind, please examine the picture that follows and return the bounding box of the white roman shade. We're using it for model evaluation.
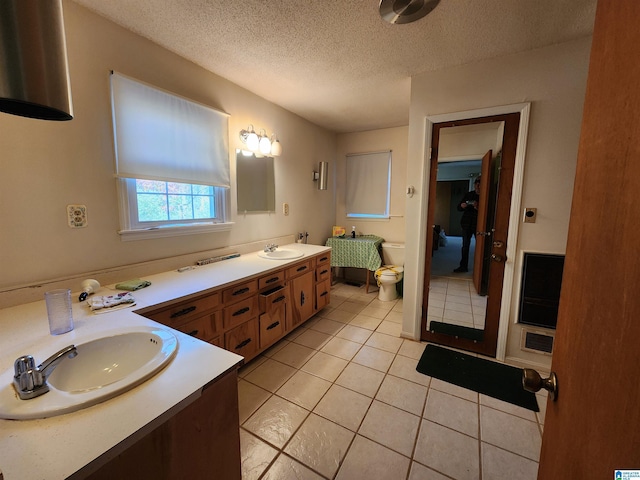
[345,151,391,218]
[110,72,230,188]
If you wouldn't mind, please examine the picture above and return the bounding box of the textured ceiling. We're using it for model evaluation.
[71,0,597,133]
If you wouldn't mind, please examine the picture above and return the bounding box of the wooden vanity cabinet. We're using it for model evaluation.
[84,367,241,480]
[139,250,331,362]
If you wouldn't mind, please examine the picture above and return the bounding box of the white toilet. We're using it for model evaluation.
[374,242,405,302]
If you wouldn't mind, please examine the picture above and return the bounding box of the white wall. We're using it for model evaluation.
[403,37,592,368]
[0,1,336,302]
[335,126,409,242]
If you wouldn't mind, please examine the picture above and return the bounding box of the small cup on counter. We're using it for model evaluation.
[45,289,74,335]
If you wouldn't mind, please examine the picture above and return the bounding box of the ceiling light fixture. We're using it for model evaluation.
[379,0,440,25]
[239,125,282,157]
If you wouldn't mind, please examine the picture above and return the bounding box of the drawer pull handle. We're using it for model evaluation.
[266,321,280,330]
[265,277,279,284]
[320,256,328,262]
[296,266,307,272]
[187,329,199,337]
[235,338,252,349]
[232,307,250,317]
[170,306,196,318]
[233,287,250,296]
[273,295,286,304]
[320,291,328,297]
[320,269,328,275]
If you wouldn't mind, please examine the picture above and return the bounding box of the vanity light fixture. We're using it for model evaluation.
[239,125,282,157]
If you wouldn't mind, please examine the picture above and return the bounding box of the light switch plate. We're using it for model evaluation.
[67,204,87,228]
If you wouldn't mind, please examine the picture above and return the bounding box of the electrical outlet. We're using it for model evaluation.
[67,204,87,228]
[523,207,537,223]
[283,203,289,216]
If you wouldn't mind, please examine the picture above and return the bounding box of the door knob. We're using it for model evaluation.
[491,254,504,262]
[522,368,558,401]
[492,240,504,248]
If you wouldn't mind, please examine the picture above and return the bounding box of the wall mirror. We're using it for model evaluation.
[236,149,275,213]
[422,114,521,357]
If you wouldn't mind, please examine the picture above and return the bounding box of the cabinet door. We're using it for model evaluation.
[316,278,331,311]
[290,271,314,328]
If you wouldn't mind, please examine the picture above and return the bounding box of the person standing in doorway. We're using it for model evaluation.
[454,176,480,273]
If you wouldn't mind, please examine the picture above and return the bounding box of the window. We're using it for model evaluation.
[110,72,231,239]
[345,151,391,218]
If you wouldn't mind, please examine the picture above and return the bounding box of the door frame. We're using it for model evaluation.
[415,103,530,360]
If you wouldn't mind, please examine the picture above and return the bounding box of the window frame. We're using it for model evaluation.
[117,178,232,241]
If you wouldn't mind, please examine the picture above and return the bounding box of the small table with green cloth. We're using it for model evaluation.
[325,235,385,293]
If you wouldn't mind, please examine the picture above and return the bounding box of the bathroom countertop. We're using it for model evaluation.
[0,243,330,480]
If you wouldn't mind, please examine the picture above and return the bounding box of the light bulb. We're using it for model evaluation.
[259,134,272,155]
[271,138,282,157]
[246,130,259,151]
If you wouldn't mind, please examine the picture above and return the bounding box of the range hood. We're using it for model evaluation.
[0,0,73,121]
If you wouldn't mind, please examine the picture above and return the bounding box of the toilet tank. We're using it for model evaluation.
[381,242,405,265]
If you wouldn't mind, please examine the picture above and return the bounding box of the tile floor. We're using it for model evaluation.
[237,281,546,480]
[427,276,486,331]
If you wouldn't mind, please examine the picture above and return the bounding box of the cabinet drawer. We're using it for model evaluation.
[145,292,220,326]
[316,278,331,311]
[316,252,331,266]
[225,318,259,359]
[258,270,285,289]
[223,296,258,329]
[259,285,288,314]
[259,312,285,349]
[172,312,221,342]
[316,264,331,282]
[222,280,258,304]
[286,260,312,279]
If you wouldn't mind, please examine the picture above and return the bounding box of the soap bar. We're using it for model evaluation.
[115,279,151,291]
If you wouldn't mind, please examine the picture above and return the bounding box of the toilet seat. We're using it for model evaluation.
[375,265,404,285]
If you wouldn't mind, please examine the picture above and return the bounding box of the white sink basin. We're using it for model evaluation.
[0,326,178,420]
[258,249,304,260]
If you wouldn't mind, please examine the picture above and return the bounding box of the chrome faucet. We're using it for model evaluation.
[264,243,278,252]
[13,345,78,400]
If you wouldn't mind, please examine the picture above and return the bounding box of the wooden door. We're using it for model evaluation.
[422,114,519,357]
[538,0,640,476]
[472,149,492,295]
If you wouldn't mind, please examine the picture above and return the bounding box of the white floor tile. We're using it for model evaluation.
[414,420,480,480]
[359,400,420,457]
[336,435,411,480]
[284,413,354,479]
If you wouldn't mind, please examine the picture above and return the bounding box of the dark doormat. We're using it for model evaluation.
[429,321,484,342]
[416,344,539,412]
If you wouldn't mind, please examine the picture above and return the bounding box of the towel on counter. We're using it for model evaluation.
[115,279,151,291]
[87,292,136,312]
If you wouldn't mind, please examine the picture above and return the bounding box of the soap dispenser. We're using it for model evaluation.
[351,226,356,238]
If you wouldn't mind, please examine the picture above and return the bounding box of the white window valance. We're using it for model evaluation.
[110,72,230,188]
